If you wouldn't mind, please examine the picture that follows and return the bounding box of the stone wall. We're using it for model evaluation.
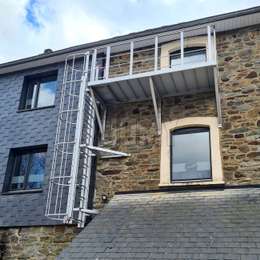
[109,47,155,78]
[95,25,260,207]
[95,92,216,207]
[0,226,79,260]
[217,25,260,184]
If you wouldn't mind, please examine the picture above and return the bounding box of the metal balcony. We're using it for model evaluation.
[87,25,218,104]
[86,25,222,136]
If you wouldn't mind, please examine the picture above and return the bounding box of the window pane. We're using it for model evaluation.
[10,154,30,190]
[171,127,211,181]
[37,80,57,108]
[184,49,206,64]
[170,48,206,67]
[27,152,46,189]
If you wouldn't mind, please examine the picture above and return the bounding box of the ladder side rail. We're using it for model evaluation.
[66,53,90,222]
[58,59,80,216]
[78,97,95,227]
[75,54,92,225]
[54,55,76,215]
[46,57,70,217]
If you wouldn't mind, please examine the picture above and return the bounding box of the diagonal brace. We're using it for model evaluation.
[149,77,161,135]
[213,67,223,127]
[89,88,107,139]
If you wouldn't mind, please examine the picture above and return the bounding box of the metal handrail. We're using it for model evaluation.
[89,25,215,83]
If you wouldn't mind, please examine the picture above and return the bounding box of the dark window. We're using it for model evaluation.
[3,145,47,192]
[171,127,211,181]
[170,47,206,67]
[20,72,57,110]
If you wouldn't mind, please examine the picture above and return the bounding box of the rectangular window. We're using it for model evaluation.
[171,127,211,181]
[3,145,47,192]
[20,72,57,110]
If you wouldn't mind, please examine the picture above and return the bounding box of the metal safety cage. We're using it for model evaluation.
[45,52,129,227]
[45,52,96,227]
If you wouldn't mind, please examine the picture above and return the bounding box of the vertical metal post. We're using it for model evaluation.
[149,77,161,135]
[95,67,99,81]
[180,31,184,65]
[105,46,111,80]
[89,88,104,139]
[129,41,134,75]
[90,49,97,82]
[213,67,222,127]
[102,107,107,141]
[154,36,158,71]
[213,26,217,64]
[207,25,212,62]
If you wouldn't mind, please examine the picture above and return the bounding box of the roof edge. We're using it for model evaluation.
[0,5,260,71]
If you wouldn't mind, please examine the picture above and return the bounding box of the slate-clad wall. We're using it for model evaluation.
[0,64,64,227]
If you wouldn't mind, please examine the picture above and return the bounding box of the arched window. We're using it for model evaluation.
[160,117,223,186]
[171,127,211,181]
[170,46,206,67]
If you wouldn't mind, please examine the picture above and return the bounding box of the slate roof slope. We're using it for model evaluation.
[58,188,260,260]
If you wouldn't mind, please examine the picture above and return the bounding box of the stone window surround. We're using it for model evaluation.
[160,117,224,187]
[160,35,215,68]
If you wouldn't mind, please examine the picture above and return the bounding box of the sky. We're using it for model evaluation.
[0,0,259,63]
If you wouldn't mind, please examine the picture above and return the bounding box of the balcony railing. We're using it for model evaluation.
[88,25,217,85]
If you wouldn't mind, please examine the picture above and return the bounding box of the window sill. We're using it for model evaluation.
[17,105,55,113]
[2,189,43,195]
[159,180,225,188]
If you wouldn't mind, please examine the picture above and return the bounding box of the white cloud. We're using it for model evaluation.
[0,0,258,64]
[0,0,112,63]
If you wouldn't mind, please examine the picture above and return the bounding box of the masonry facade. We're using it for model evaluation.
[0,8,259,259]
[95,25,260,208]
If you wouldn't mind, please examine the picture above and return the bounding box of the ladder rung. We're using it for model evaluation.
[63,79,82,84]
[64,93,80,98]
[55,141,75,146]
[59,109,79,114]
[59,117,77,125]
[50,180,70,187]
[50,176,71,179]
[55,147,73,155]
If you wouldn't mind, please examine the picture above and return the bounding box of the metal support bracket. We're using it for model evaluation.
[89,88,107,140]
[213,67,223,127]
[149,77,161,135]
[74,208,99,215]
[80,145,130,159]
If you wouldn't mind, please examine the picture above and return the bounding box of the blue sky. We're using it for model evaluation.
[0,0,259,63]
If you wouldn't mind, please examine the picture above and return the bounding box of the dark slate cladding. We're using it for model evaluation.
[58,188,260,260]
[0,64,64,227]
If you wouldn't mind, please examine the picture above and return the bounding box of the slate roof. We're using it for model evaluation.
[58,188,260,260]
